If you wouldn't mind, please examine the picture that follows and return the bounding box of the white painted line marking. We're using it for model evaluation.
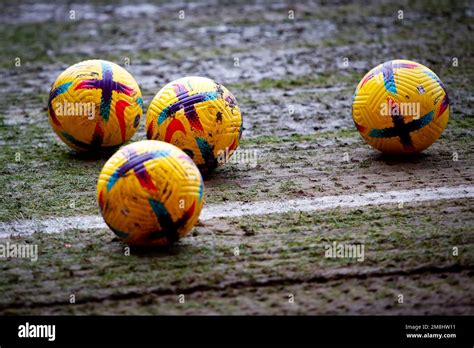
[1,185,473,238]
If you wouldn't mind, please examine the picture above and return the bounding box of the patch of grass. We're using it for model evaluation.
[0,91,48,111]
[358,159,372,168]
[128,46,252,62]
[278,179,296,192]
[0,21,87,68]
[449,115,474,130]
[0,198,472,314]
[0,21,166,68]
[228,72,360,91]
[0,119,110,221]
[240,129,358,146]
[310,0,469,22]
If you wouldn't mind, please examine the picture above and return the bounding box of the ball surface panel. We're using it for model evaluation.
[146,76,242,173]
[97,140,204,246]
[352,59,449,154]
[48,59,143,151]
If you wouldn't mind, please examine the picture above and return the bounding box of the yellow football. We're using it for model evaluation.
[48,59,143,151]
[146,76,242,173]
[352,59,449,154]
[97,140,204,247]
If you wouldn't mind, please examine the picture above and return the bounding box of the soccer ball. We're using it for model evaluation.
[352,59,449,154]
[48,59,143,152]
[97,140,204,246]
[146,76,242,173]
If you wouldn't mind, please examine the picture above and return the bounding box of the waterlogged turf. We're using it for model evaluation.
[0,198,472,314]
[0,127,472,221]
[0,0,473,314]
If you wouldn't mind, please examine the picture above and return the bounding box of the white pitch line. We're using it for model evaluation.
[0,185,473,238]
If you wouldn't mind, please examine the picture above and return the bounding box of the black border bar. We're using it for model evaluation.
[0,316,473,346]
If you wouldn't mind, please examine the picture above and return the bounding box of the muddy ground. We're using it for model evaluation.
[0,0,473,314]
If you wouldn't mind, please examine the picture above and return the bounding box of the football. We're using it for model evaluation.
[48,59,143,152]
[96,140,204,246]
[352,59,449,154]
[146,76,242,173]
